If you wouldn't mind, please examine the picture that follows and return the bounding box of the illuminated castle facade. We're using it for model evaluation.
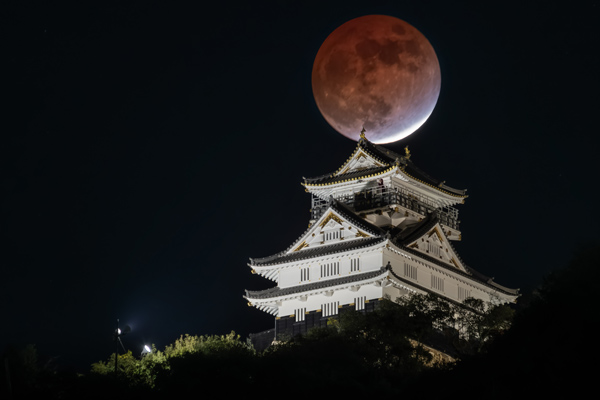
[244,132,519,340]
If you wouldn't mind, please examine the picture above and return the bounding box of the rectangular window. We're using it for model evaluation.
[354,296,366,311]
[320,262,340,278]
[323,231,340,242]
[427,242,440,256]
[431,275,444,292]
[458,286,471,301]
[295,308,306,322]
[404,262,417,280]
[321,301,340,317]
[350,258,360,272]
[300,267,310,282]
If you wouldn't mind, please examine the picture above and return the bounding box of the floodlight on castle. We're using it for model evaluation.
[244,130,519,341]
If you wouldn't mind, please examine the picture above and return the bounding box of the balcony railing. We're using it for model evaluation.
[311,186,459,230]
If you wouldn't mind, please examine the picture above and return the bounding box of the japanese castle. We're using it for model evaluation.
[245,131,519,340]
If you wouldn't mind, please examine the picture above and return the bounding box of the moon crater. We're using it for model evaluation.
[312,15,441,143]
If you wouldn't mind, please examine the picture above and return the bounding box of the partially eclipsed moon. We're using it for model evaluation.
[312,15,441,144]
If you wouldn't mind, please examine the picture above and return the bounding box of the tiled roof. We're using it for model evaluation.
[303,137,467,197]
[245,267,389,299]
[250,237,385,266]
[304,166,391,185]
[250,199,386,266]
[401,160,467,197]
[387,218,519,296]
[389,212,439,245]
[248,197,518,298]
[385,213,519,296]
[358,138,403,163]
[392,244,520,296]
[332,198,387,235]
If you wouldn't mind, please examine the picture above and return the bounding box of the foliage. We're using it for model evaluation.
[258,319,399,395]
[256,298,444,395]
[89,331,255,394]
[394,293,514,357]
[407,243,600,398]
[83,297,512,396]
[163,331,253,358]
[155,332,256,393]
[7,245,595,398]
[90,345,167,389]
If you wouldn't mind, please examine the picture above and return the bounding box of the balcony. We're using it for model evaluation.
[311,186,459,230]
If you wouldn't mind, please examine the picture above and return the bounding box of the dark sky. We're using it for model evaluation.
[3,1,599,370]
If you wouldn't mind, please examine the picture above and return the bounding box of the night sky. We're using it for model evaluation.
[3,1,599,370]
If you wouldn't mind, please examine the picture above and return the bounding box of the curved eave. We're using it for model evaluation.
[302,135,467,198]
[248,219,318,268]
[399,166,468,199]
[244,301,279,316]
[303,164,467,201]
[363,138,467,197]
[303,165,396,188]
[389,269,519,304]
[386,241,519,298]
[251,236,385,272]
[244,267,389,301]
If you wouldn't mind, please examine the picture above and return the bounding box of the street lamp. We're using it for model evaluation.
[141,344,152,357]
[113,319,131,377]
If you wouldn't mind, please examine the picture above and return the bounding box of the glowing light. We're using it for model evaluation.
[142,344,152,357]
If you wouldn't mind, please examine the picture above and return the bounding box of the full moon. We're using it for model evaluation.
[312,15,441,144]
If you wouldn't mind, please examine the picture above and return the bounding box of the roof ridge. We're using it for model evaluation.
[392,243,519,296]
[249,199,386,266]
[391,211,438,245]
[250,236,385,266]
[360,139,403,163]
[402,159,467,197]
[302,136,467,197]
[330,198,387,236]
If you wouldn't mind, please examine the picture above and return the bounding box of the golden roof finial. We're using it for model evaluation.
[360,127,366,140]
[404,146,411,160]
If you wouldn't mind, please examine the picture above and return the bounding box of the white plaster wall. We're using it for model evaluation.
[278,248,385,289]
[277,284,384,317]
[383,284,420,302]
[383,248,515,305]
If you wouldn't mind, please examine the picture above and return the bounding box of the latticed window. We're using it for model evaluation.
[427,241,440,256]
[295,308,306,322]
[300,267,310,282]
[320,262,340,278]
[354,296,366,311]
[323,230,342,242]
[350,258,360,272]
[431,275,444,292]
[404,262,417,280]
[458,286,471,301]
[321,301,339,317]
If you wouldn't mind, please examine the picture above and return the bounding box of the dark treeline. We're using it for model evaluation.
[3,243,597,399]
[417,242,599,398]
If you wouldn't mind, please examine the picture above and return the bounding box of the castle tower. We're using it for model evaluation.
[244,132,519,339]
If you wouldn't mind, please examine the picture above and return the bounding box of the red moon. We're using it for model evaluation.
[312,15,441,144]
